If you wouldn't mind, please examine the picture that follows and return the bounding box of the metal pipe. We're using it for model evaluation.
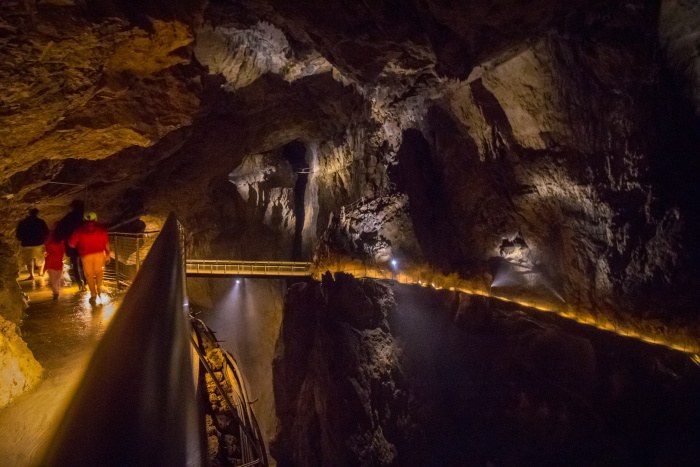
[114,237,120,290]
[135,239,141,272]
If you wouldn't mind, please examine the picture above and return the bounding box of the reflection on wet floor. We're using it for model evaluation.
[0,276,122,466]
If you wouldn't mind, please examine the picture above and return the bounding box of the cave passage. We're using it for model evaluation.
[3,0,700,465]
[282,141,309,261]
[0,280,121,465]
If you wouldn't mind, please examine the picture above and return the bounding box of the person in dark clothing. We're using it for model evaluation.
[54,200,86,289]
[16,208,49,280]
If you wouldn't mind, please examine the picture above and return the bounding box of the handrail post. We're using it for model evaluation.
[135,238,141,272]
[114,236,120,290]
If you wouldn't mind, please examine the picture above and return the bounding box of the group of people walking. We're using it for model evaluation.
[15,201,111,303]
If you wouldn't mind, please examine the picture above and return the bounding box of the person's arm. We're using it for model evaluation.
[68,230,78,249]
[103,231,111,262]
[41,220,49,241]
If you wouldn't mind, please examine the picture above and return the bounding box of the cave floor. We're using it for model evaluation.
[0,277,122,466]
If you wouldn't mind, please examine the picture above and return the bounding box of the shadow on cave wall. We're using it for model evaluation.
[391,128,465,270]
[642,64,700,316]
[389,284,700,466]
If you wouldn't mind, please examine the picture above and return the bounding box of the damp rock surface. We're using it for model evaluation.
[1,0,700,412]
[272,274,700,466]
[1,0,699,324]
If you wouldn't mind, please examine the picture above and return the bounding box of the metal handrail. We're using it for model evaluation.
[41,213,205,466]
[187,259,312,266]
[108,230,162,236]
[185,260,314,277]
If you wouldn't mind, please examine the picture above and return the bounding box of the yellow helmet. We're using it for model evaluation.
[84,212,97,221]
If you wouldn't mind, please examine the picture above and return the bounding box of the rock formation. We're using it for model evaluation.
[0,315,42,408]
[1,0,700,447]
[273,273,700,466]
[272,273,409,466]
[1,0,698,322]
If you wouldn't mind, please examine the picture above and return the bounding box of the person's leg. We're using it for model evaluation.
[70,253,83,287]
[76,255,85,287]
[21,247,34,279]
[48,269,61,296]
[94,254,105,296]
[34,246,45,276]
[82,254,97,298]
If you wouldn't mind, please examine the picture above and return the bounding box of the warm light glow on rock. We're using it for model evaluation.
[106,20,193,75]
[314,260,700,356]
[0,316,42,408]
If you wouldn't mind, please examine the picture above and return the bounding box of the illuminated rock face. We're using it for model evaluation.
[1,0,700,409]
[0,241,25,325]
[272,274,408,466]
[273,275,700,466]
[0,316,42,408]
[2,0,699,321]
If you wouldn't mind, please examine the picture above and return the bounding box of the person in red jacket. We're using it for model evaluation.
[45,229,65,300]
[69,212,110,303]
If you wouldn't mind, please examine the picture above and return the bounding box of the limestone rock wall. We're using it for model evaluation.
[0,0,699,380]
[660,0,700,116]
[272,274,700,466]
[226,152,297,260]
[0,315,41,408]
[0,238,25,325]
[406,3,699,318]
[272,273,409,466]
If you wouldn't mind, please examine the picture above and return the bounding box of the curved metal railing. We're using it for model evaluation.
[41,213,205,466]
[190,317,268,466]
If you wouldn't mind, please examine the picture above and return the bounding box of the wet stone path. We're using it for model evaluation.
[0,277,122,466]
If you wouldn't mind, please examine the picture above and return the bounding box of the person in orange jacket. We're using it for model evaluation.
[69,212,110,303]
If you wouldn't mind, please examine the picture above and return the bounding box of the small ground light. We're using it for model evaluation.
[391,259,397,267]
[236,279,241,284]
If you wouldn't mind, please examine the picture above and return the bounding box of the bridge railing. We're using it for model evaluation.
[186,260,313,276]
[106,231,160,288]
[41,213,205,466]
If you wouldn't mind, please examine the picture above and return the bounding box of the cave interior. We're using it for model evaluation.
[1,0,700,465]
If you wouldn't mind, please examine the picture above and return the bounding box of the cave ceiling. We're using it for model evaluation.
[0,1,648,213]
[1,0,700,320]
